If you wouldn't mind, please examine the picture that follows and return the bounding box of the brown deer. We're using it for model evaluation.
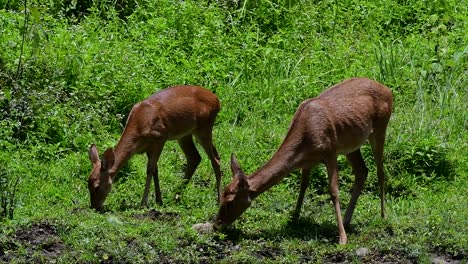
[88,85,222,211]
[214,78,393,244]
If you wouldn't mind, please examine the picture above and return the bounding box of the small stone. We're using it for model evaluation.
[356,247,370,257]
[192,222,214,234]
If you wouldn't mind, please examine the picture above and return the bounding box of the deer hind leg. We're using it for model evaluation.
[343,149,369,229]
[369,128,388,219]
[175,135,201,201]
[292,168,311,220]
[145,143,165,206]
[325,156,347,244]
[195,129,222,204]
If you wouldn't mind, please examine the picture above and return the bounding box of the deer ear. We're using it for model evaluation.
[101,148,115,172]
[231,154,250,192]
[89,144,100,165]
[237,173,250,192]
[230,153,245,178]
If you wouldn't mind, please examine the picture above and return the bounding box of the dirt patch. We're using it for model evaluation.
[322,249,418,264]
[179,238,240,262]
[16,223,66,258]
[180,237,283,262]
[253,246,282,260]
[133,209,179,221]
[0,222,67,263]
[359,250,418,264]
[323,251,351,263]
[0,241,18,263]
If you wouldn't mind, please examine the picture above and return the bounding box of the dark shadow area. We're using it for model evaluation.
[237,217,340,244]
[200,215,349,245]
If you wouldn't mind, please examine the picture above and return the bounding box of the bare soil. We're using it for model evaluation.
[1,222,66,263]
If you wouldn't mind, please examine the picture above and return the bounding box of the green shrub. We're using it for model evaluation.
[380,138,455,197]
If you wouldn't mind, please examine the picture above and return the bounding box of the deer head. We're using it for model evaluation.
[214,154,252,230]
[88,144,115,211]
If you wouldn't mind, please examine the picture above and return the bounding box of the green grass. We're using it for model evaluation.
[1,0,467,263]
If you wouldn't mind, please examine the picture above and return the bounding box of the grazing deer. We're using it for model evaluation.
[88,85,222,211]
[214,78,393,244]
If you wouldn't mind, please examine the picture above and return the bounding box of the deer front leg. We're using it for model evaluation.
[292,168,310,219]
[141,173,152,207]
[325,157,347,245]
[150,164,163,206]
[145,145,164,206]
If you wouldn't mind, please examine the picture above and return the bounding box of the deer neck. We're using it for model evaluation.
[247,143,300,199]
[108,137,136,176]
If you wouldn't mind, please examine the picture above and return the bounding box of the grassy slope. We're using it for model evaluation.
[1,0,467,263]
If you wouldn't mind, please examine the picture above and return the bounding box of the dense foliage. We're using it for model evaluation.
[0,0,466,262]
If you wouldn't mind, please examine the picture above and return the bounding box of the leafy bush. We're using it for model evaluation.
[390,141,454,183]
[355,138,457,198]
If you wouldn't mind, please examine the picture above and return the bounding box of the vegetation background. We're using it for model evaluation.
[0,0,466,263]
